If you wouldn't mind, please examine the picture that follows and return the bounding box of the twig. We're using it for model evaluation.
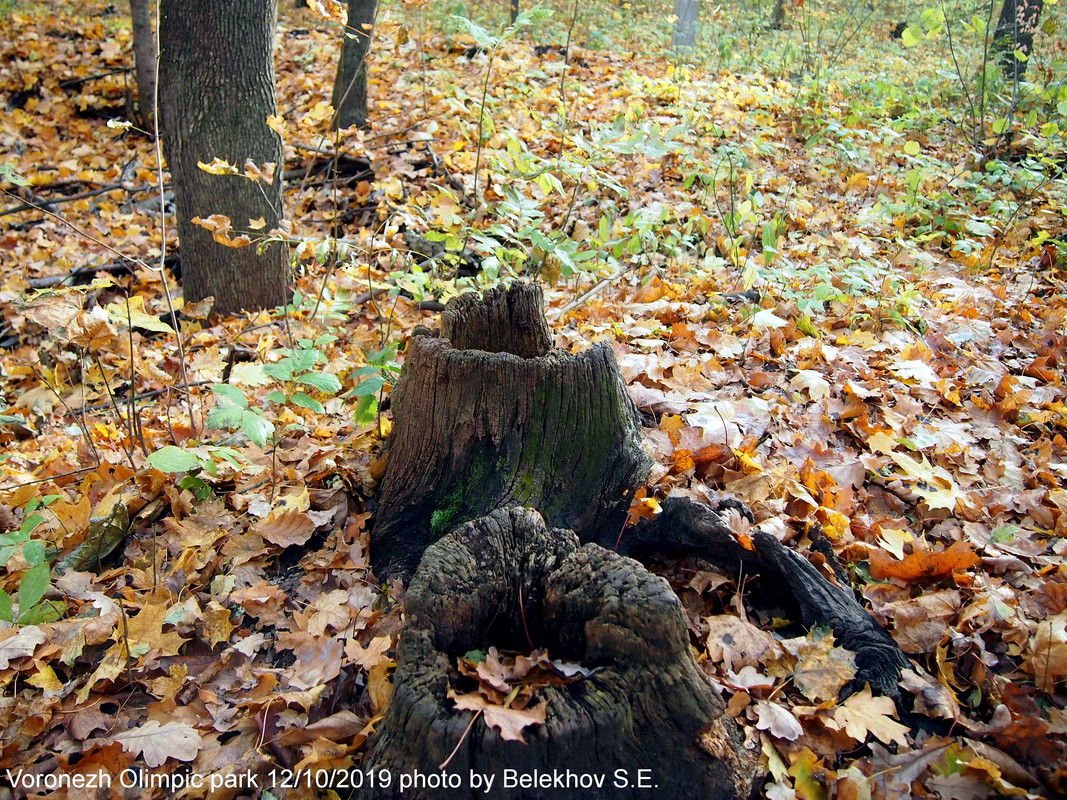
[58,67,132,90]
[68,379,214,416]
[0,184,124,218]
[26,255,179,290]
[150,0,196,435]
[0,188,152,271]
[0,466,98,492]
[439,709,483,770]
[553,263,632,317]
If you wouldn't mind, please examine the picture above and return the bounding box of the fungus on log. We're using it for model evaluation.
[357,507,760,800]
[371,281,651,580]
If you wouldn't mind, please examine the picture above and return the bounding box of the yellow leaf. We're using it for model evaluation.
[248,217,267,230]
[828,686,910,746]
[197,157,239,175]
[27,663,63,692]
[865,431,897,454]
[266,114,285,136]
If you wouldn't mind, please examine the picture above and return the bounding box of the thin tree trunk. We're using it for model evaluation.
[332,0,380,130]
[994,0,1044,82]
[671,0,700,52]
[159,0,289,314]
[769,0,786,31]
[510,0,519,24]
[129,0,156,128]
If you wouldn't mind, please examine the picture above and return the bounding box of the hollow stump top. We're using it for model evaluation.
[371,282,651,580]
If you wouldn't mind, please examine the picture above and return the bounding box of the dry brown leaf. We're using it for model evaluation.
[791,628,857,702]
[251,508,315,547]
[447,688,548,743]
[112,720,203,767]
[828,687,910,746]
[1026,610,1067,693]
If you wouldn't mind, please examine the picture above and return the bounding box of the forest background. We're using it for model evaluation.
[1,0,1067,797]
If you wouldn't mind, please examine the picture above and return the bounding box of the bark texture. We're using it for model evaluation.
[332,0,380,130]
[371,282,651,580]
[671,0,700,51]
[358,507,760,800]
[994,0,1044,82]
[129,0,156,127]
[159,0,289,314]
[626,496,909,701]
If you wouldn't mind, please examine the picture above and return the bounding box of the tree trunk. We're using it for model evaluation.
[158,0,289,314]
[128,0,156,128]
[671,0,700,52]
[358,507,760,799]
[510,0,520,24]
[993,0,1044,82]
[332,0,379,130]
[769,0,786,31]
[370,282,651,581]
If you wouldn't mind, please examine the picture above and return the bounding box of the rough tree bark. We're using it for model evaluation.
[621,497,910,699]
[769,0,786,31]
[671,0,700,52]
[358,507,760,799]
[363,283,909,796]
[159,0,289,314]
[128,0,156,128]
[332,0,380,130]
[993,0,1044,82]
[370,282,651,581]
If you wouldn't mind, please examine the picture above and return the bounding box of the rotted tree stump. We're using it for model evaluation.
[357,507,760,800]
[371,281,651,580]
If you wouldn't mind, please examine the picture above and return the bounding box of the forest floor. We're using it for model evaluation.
[1,1,1067,798]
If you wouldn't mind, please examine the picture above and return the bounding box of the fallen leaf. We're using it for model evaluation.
[112,720,202,767]
[447,688,548,743]
[828,686,910,746]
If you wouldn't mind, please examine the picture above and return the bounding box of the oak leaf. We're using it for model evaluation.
[113,721,202,767]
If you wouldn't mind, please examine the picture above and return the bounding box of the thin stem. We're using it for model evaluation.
[439,709,483,770]
[152,0,196,434]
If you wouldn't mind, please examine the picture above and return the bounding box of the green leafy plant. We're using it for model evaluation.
[0,496,66,625]
[203,334,343,446]
[147,445,245,500]
[346,342,402,427]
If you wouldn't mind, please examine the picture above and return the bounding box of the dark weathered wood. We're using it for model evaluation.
[624,496,909,701]
[994,0,1044,82]
[332,0,379,130]
[371,282,651,580]
[358,508,760,799]
[751,529,909,699]
[129,0,156,127]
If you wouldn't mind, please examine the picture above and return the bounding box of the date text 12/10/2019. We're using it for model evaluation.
[5,767,658,794]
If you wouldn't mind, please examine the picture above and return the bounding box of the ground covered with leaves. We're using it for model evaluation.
[1,0,1067,798]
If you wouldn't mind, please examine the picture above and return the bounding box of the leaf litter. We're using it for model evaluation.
[0,0,1066,797]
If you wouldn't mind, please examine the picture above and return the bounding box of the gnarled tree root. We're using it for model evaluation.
[619,496,909,700]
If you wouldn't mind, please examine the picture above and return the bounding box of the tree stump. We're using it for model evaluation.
[357,508,759,800]
[371,282,651,580]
